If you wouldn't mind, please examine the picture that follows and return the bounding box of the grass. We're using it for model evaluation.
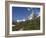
[12,17,40,31]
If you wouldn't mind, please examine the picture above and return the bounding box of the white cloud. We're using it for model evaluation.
[27,8,31,11]
[22,19,26,21]
[16,19,26,22]
[17,20,20,22]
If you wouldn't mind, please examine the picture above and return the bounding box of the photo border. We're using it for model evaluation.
[10,4,43,34]
[5,1,45,37]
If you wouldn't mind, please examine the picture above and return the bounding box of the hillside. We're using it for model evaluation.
[12,17,40,31]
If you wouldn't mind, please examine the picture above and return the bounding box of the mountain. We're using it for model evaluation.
[27,11,35,20]
[16,12,40,23]
[12,11,40,31]
[12,16,40,31]
[23,16,40,30]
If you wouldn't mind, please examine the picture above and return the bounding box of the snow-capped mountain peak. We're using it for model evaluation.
[37,13,40,17]
[27,11,34,20]
[16,12,40,22]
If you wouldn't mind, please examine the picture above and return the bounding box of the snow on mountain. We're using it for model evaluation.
[37,13,40,17]
[27,14,32,20]
[16,12,40,23]
[27,11,34,20]
[17,12,34,22]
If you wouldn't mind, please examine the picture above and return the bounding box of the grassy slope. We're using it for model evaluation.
[12,17,40,31]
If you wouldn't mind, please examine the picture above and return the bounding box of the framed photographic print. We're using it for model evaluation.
[5,1,45,37]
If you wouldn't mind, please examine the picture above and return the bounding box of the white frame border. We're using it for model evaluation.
[9,4,43,34]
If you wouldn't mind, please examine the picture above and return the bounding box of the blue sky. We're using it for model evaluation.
[12,7,40,22]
